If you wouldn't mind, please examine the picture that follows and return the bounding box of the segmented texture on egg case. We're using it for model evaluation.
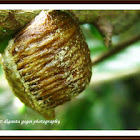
[2,10,92,117]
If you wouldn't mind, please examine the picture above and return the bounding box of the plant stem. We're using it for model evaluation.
[92,34,140,65]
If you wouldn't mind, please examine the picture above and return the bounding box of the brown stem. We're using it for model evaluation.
[92,34,140,65]
[0,10,139,41]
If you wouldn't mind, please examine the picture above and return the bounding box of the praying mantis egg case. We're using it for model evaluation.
[2,10,92,119]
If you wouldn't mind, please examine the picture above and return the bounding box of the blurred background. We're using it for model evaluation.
[0,22,140,130]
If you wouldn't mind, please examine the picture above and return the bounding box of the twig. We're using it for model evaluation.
[0,10,139,42]
[92,34,140,65]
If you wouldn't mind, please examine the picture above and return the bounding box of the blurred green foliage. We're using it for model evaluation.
[0,36,13,53]
[0,23,140,130]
